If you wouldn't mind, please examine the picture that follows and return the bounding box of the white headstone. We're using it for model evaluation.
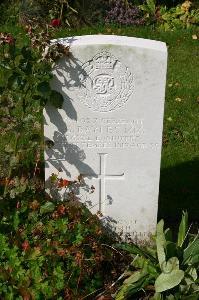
[44,35,167,242]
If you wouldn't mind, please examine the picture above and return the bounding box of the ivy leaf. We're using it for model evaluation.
[40,202,55,214]
[37,81,51,98]
[49,90,64,108]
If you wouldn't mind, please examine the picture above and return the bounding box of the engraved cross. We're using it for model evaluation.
[83,153,125,214]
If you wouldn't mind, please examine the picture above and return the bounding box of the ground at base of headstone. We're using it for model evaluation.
[95,212,199,300]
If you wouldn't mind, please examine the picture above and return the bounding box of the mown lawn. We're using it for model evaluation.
[1,24,198,226]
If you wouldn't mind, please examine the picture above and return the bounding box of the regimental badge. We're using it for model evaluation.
[78,51,134,112]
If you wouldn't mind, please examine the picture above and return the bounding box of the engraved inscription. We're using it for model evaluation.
[79,51,134,112]
[83,153,124,214]
[66,118,144,149]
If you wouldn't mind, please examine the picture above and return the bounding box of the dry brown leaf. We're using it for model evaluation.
[192,34,198,40]
[175,97,182,102]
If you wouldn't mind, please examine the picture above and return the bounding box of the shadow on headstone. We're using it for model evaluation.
[44,47,97,177]
[45,131,97,178]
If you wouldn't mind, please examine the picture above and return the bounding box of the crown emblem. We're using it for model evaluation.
[93,51,115,69]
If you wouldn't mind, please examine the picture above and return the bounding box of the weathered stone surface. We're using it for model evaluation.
[44,35,167,242]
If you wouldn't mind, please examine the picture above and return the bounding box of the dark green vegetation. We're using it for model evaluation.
[0,1,198,299]
[0,189,126,299]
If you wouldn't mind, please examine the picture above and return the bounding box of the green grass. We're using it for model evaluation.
[1,24,199,225]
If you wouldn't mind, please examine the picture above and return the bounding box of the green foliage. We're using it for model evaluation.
[0,29,67,195]
[158,1,199,30]
[0,187,122,299]
[138,0,199,29]
[140,0,157,23]
[114,213,199,299]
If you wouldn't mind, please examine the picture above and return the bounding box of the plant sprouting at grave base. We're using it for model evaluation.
[110,212,199,300]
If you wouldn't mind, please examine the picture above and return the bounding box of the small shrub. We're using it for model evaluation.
[0,179,127,299]
[158,1,199,30]
[105,0,145,26]
[139,0,199,29]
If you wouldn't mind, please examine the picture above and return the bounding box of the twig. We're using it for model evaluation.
[95,272,126,299]
[81,288,103,300]
[101,243,124,257]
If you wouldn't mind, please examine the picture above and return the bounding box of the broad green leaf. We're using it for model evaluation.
[155,269,184,293]
[132,256,158,277]
[115,274,149,300]
[189,254,199,265]
[183,236,199,265]
[40,202,55,214]
[177,211,188,247]
[123,271,142,285]
[156,220,166,269]
[49,90,64,108]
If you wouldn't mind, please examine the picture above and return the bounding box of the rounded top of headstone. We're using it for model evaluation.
[51,35,167,53]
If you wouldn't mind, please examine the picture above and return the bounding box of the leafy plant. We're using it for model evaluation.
[140,0,157,24]
[158,1,199,30]
[113,212,199,299]
[0,28,127,297]
[0,27,69,196]
[0,186,124,299]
